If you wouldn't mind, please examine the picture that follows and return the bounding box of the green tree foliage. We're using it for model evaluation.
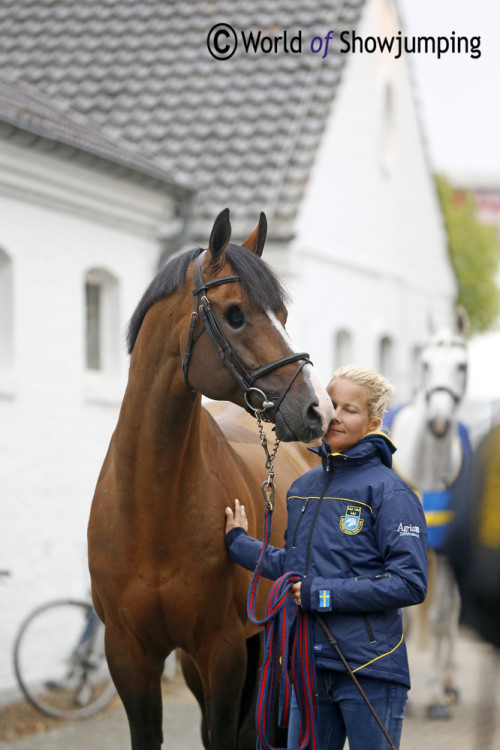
[436,174,500,335]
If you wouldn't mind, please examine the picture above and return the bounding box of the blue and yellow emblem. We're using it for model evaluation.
[340,505,364,535]
[319,589,332,610]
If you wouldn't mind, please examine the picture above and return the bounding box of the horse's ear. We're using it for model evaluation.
[455,305,469,337]
[241,212,267,257]
[208,208,232,265]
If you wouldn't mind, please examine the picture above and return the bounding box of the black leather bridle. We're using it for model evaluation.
[422,341,468,406]
[424,385,464,405]
[182,254,312,419]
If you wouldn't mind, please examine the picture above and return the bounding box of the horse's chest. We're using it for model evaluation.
[391,417,462,491]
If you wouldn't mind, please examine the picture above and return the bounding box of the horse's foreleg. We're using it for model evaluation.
[182,633,263,750]
[427,625,449,717]
[427,553,460,718]
[104,624,166,750]
[199,628,250,750]
[180,651,209,749]
[442,570,461,702]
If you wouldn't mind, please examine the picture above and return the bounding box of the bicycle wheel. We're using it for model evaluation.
[13,599,116,719]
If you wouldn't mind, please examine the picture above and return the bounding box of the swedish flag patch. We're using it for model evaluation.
[319,589,331,610]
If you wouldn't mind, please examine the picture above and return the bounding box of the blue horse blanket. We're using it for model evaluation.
[384,405,472,551]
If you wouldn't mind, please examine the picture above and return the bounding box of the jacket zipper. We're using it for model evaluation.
[304,470,334,574]
[363,615,376,644]
[291,498,310,548]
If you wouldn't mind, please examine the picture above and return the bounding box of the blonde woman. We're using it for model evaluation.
[225,365,427,750]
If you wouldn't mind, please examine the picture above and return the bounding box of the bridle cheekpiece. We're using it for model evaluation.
[182,253,312,420]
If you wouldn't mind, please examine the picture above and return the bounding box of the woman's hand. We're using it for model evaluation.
[289,582,302,607]
[225,498,249,534]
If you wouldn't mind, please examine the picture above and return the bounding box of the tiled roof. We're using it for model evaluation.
[0,0,366,239]
[0,76,192,196]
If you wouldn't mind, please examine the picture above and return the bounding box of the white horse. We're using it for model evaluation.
[385,309,472,719]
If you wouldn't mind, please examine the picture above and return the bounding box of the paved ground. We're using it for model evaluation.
[402,629,500,750]
[0,628,498,749]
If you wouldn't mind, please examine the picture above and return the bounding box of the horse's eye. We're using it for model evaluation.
[226,306,245,329]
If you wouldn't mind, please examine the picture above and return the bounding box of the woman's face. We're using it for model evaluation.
[324,378,380,453]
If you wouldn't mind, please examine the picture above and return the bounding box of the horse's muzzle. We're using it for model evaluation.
[428,417,451,439]
[273,397,330,443]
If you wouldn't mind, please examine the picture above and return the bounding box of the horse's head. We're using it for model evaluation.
[180,209,334,442]
[420,309,468,439]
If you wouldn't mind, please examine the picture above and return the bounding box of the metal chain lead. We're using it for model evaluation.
[255,411,280,511]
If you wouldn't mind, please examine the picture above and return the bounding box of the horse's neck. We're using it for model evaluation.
[115,355,208,482]
[392,398,461,492]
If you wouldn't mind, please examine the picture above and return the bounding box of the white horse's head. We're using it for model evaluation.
[420,308,468,439]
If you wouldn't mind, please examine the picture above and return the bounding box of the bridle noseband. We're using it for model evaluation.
[182,254,312,419]
[422,341,468,407]
[424,385,463,406]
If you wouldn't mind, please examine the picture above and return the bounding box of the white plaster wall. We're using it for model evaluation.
[0,139,175,700]
[0,0,462,700]
[288,0,456,396]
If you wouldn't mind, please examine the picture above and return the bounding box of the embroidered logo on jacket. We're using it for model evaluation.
[340,506,364,535]
[397,522,420,538]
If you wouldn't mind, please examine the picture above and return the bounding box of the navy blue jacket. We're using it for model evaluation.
[226,432,428,688]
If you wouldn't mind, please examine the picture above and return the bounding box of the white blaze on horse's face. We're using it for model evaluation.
[421,330,468,439]
[266,310,334,436]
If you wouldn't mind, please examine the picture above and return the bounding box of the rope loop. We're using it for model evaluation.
[248,412,319,748]
[247,507,319,750]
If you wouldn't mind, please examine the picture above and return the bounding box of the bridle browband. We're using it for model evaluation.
[182,253,312,419]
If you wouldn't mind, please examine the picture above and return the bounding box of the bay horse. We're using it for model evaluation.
[87,209,334,750]
[385,308,472,719]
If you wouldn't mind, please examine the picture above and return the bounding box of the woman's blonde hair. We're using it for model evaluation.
[328,365,394,422]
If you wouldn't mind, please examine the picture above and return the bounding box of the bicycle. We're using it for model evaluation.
[13,598,117,719]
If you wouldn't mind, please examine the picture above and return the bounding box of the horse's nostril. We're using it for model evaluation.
[306,403,323,431]
[429,418,451,439]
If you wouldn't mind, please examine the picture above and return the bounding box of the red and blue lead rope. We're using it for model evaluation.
[247,507,320,750]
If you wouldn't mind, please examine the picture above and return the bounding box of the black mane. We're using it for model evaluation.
[126,245,289,353]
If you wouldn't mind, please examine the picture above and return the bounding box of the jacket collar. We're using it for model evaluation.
[309,431,396,471]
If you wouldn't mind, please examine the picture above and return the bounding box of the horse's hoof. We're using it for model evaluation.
[444,686,459,704]
[427,703,452,720]
[404,699,414,717]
